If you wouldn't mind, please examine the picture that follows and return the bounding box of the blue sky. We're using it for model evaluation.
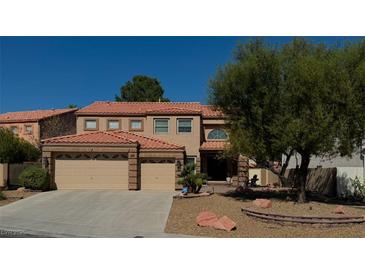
[0,36,363,113]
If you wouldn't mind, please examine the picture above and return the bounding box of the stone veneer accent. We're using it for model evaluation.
[237,154,249,187]
[195,157,201,174]
[128,149,138,190]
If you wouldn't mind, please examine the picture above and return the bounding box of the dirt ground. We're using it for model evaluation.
[0,190,39,207]
[165,194,365,237]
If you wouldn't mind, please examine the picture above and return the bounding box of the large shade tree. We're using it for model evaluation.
[115,75,170,102]
[209,38,365,202]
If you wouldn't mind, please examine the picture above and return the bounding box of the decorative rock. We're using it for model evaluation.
[253,199,272,208]
[196,212,236,232]
[333,205,345,214]
[196,211,218,227]
[16,187,30,192]
[215,216,236,231]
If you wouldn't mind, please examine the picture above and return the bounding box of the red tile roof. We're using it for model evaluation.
[200,141,228,151]
[0,108,77,123]
[76,101,224,118]
[42,130,184,150]
[200,105,224,118]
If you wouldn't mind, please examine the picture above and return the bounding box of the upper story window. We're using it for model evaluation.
[154,118,169,134]
[177,118,192,133]
[129,119,143,131]
[207,128,228,140]
[107,119,120,130]
[10,126,18,135]
[84,119,98,131]
[24,125,33,134]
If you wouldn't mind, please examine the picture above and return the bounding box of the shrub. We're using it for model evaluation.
[0,191,5,200]
[178,163,208,193]
[0,128,41,164]
[350,176,365,201]
[18,166,50,191]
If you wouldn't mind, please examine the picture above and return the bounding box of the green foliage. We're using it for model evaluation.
[0,128,41,164]
[115,75,170,102]
[209,38,365,202]
[348,176,365,201]
[209,39,282,163]
[68,104,77,108]
[0,191,5,200]
[18,166,50,191]
[178,163,208,193]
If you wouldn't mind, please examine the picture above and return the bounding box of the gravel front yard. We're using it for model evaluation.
[165,194,365,237]
[0,190,39,207]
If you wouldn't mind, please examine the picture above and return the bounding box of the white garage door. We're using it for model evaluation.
[54,153,129,190]
[141,162,176,190]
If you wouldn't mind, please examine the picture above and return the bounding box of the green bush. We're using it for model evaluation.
[0,191,6,200]
[18,166,50,191]
[0,128,41,164]
[350,176,365,201]
[178,163,208,193]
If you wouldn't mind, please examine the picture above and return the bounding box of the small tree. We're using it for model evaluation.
[115,75,170,102]
[178,163,207,193]
[0,128,40,163]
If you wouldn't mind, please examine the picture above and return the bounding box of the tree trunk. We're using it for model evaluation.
[277,149,294,186]
[297,152,310,203]
[280,149,294,177]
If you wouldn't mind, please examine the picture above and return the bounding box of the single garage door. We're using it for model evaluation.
[141,162,176,190]
[54,153,129,190]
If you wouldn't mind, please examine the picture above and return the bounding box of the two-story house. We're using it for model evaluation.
[0,108,78,145]
[41,102,231,191]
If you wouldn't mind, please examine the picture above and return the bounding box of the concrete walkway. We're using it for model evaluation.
[0,190,182,238]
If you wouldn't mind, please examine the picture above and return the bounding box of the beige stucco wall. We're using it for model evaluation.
[77,115,201,156]
[0,163,8,188]
[0,122,40,145]
[249,168,279,186]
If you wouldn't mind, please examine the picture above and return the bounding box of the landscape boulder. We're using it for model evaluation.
[196,212,236,231]
[253,198,272,208]
[214,216,236,232]
[333,205,345,214]
[16,187,30,193]
[196,211,219,227]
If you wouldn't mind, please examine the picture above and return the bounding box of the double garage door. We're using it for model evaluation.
[54,153,176,190]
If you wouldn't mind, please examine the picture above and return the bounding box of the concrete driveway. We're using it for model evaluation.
[0,190,178,238]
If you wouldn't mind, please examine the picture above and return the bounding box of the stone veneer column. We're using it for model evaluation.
[175,157,184,190]
[237,154,249,187]
[128,149,138,190]
[42,151,55,189]
[195,157,201,174]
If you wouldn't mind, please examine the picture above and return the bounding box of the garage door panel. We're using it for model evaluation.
[55,158,128,190]
[141,163,175,190]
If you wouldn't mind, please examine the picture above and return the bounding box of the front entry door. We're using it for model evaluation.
[207,155,227,181]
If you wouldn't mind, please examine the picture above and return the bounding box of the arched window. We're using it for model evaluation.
[207,129,228,140]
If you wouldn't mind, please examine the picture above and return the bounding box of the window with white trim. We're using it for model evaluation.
[130,119,143,131]
[10,126,18,135]
[177,118,192,133]
[154,118,169,133]
[25,125,33,134]
[85,119,97,130]
[107,120,120,130]
[207,128,228,140]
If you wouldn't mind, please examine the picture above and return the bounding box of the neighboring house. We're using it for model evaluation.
[0,108,78,145]
[41,101,233,191]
